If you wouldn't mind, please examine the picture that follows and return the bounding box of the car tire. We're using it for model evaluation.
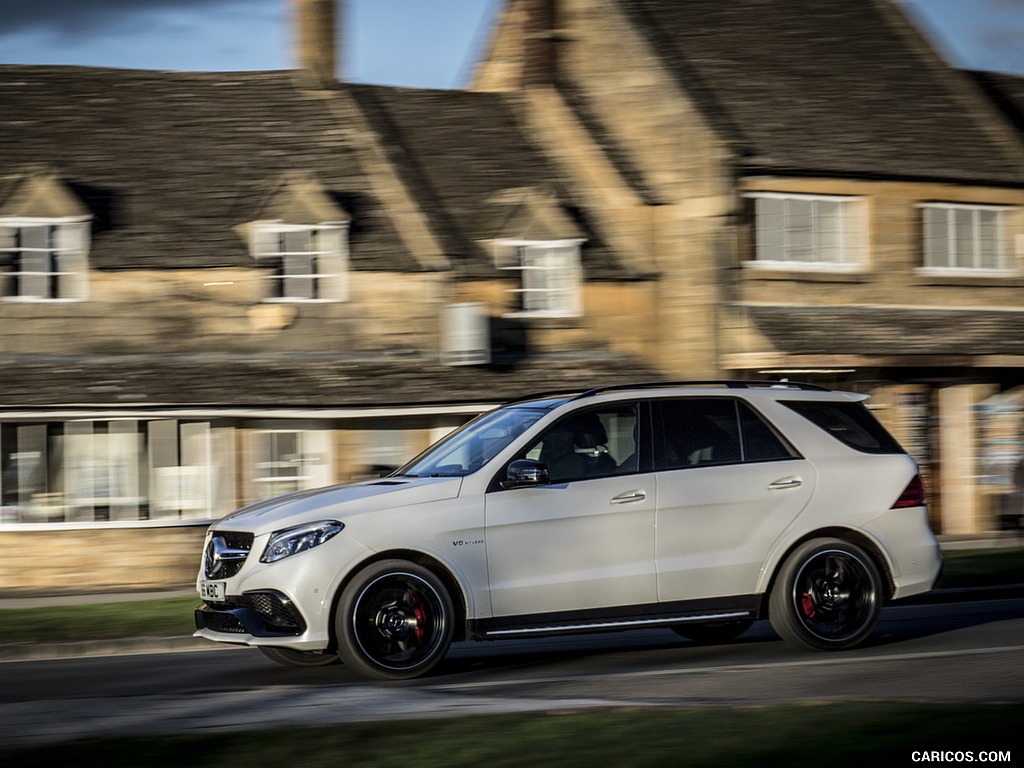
[335,559,455,680]
[672,619,754,644]
[259,646,340,667]
[769,538,883,651]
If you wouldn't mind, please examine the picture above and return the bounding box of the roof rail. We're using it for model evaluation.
[570,380,830,400]
[505,380,830,406]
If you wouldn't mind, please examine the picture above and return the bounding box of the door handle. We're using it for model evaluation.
[768,478,802,491]
[611,490,647,505]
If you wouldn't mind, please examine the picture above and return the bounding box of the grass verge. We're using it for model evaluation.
[0,704,1019,767]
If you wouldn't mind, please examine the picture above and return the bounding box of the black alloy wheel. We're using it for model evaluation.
[769,538,884,651]
[336,559,455,680]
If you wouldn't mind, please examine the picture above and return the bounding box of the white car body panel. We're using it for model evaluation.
[485,475,656,616]
[655,459,816,601]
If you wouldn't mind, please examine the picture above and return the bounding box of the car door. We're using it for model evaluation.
[484,402,657,617]
[653,397,815,602]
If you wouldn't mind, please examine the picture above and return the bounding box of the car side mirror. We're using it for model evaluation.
[502,459,550,489]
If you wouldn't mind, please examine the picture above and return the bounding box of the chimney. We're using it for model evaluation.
[293,0,340,86]
[522,0,559,87]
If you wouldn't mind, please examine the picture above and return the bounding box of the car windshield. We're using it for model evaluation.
[397,406,550,477]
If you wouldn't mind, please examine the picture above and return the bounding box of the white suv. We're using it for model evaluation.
[195,381,941,679]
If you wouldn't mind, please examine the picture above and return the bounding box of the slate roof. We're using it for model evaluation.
[0,352,661,408]
[0,65,415,272]
[969,71,1024,137]
[742,305,1024,357]
[349,84,626,279]
[618,0,1024,185]
[0,65,628,281]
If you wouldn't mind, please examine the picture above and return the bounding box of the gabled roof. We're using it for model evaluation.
[619,0,1024,185]
[348,84,626,279]
[0,65,414,271]
[0,65,630,280]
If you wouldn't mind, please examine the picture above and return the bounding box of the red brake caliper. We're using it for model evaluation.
[801,592,817,619]
[410,590,427,644]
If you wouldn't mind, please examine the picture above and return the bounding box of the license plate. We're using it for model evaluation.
[200,581,226,601]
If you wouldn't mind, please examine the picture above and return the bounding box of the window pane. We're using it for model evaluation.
[655,399,742,470]
[954,209,974,269]
[781,400,904,454]
[815,199,842,263]
[283,253,315,299]
[785,199,813,262]
[737,402,796,461]
[978,209,1001,270]
[756,198,784,261]
[524,405,638,483]
[924,208,949,268]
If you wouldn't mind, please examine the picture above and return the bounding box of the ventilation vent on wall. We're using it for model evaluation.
[441,303,491,366]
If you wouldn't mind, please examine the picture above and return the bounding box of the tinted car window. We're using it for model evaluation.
[781,400,904,454]
[655,398,795,470]
[523,404,639,483]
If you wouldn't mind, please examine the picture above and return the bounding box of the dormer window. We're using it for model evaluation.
[1,217,90,301]
[250,222,349,302]
[495,240,583,317]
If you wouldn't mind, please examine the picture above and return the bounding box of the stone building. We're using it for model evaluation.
[2,0,1023,593]
[473,0,1024,535]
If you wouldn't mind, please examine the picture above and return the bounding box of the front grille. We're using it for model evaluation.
[203,531,254,579]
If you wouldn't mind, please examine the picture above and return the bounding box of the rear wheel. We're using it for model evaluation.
[335,560,455,680]
[769,538,883,651]
[259,647,340,667]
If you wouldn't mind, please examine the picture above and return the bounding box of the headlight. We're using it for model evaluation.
[261,520,344,563]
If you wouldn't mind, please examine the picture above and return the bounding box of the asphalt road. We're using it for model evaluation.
[1,597,1022,747]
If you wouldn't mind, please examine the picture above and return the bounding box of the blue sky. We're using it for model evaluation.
[0,0,1022,89]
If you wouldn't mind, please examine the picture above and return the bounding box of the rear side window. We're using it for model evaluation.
[654,398,796,470]
[781,400,904,454]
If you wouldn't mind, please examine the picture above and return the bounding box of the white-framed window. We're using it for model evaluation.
[747,193,867,269]
[249,428,331,499]
[495,239,583,317]
[920,203,1011,273]
[250,222,348,302]
[0,217,90,301]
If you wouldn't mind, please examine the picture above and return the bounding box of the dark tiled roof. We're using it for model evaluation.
[349,84,627,279]
[0,65,415,272]
[743,305,1024,356]
[619,0,1024,185]
[968,71,1024,136]
[0,353,661,408]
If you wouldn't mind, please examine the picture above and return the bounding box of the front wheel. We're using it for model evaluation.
[769,538,884,651]
[335,560,455,680]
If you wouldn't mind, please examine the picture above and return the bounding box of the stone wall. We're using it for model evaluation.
[0,524,208,595]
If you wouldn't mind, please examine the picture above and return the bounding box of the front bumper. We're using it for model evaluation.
[195,589,306,638]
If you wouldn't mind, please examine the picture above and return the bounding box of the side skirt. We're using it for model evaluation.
[469,595,762,641]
